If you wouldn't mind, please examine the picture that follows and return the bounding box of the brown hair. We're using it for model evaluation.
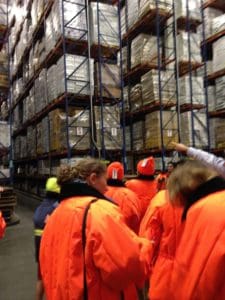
[57,158,106,186]
[72,158,106,180]
[167,160,218,206]
[57,165,74,186]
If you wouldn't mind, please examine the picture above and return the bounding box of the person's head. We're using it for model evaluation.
[72,158,108,195]
[57,165,74,186]
[167,161,176,174]
[167,160,218,206]
[137,157,155,176]
[107,162,124,181]
[46,177,60,197]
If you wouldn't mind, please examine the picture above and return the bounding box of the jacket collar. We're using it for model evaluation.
[137,174,155,181]
[60,179,111,202]
[107,179,125,187]
[182,176,225,221]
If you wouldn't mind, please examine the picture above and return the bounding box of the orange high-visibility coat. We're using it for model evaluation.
[139,191,184,300]
[170,190,225,300]
[0,211,6,239]
[40,196,153,300]
[125,178,157,219]
[105,186,141,233]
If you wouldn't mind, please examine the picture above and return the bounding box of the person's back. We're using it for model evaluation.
[126,157,157,219]
[139,190,184,300]
[33,177,60,300]
[171,184,225,300]
[40,159,153,300]
[166,160,225,300]
[105,162,141,233]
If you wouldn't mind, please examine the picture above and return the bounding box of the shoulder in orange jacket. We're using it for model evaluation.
[170,190,225,300]
[105,186,141,233]
[0,211,6,239]
[40,196,153,300]
[139,190,184,300]
[125,178,158,219]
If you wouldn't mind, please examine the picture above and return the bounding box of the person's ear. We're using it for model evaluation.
[88,173,97,186]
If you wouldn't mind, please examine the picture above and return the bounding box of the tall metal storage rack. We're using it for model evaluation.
[122,0,210,172]
[202,0,225,154]
[0,0,12,185]
[10,0,125,197]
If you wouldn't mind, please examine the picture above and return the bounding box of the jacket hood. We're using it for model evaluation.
[60,179,111,202]
[107,179,125,187]
[182,176,225,221]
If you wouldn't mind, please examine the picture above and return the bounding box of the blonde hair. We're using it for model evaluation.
[72,158,106,180]
[57,158,106,186]
[167,160,218,205]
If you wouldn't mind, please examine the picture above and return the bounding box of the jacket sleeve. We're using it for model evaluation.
[0,211,6,239]
[187,147,225,179]
[88,201,153,291]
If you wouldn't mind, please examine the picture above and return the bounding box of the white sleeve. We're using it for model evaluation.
[187,147,225,179]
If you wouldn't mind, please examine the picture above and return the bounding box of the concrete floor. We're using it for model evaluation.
[0,205,37,300]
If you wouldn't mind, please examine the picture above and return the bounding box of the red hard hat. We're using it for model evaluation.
[137,157,155,176]
[107,162,124,181]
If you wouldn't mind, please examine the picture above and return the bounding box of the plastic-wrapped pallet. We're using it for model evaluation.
[95,106,122,150]
[27,126,36,157]
[27,88,35,119]
[36,122,43,155]
[13,136,20,160]
[0,121,10,149]
[196,61,213,77]
[35,69,48,114]
[42,117,50,153]
[0,101,8,120]
[154,156,172,171]
[131,34,158,68]
[57,54,94,97]
[22,97,28,124]
[130,84,142,112]
[0,0,7,26]
[125,126,131,151]
[127,0,139,29]
[132,121,144,151]
[95,63,120,99]
[213,37,225,73]
[203,8,223,37]
[46,0,87,54]
[140,0,172,17]
[180,111,208,147]
[13,106,19,132]
[20,136,27,158]
[215,76,225,110]
[118,47,127,74]
[141,70,175,105]
[212,14,225,35]
[145,111,178,149]
[210,118,225,149]
[123,86,129,112]
[121,6,127,37]
[47,64,58,102]
[179,76,205,106]
[176,0,201,21]
[208,85,216,112]
[209,119,217,149]
[90,2,119,47]
[177,32,201,62]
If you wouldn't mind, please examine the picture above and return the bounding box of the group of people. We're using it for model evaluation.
[1,142,225,299]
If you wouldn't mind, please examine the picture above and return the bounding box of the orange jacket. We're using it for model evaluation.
[40,196,153,300]
[170,189,225,300]
[105,185,141,233]
[0,211,6,239]
[139,191,184,300]
[125,178,157,219]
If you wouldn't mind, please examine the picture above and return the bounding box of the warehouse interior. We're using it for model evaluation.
[0,0,225,299]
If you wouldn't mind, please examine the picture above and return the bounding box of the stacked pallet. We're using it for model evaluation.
[0,187,18,225]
